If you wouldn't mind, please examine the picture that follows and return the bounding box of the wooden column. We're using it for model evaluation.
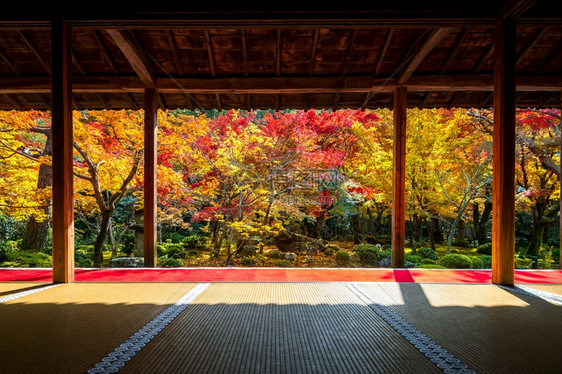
[144,88,158,267]
[560,91,562,270]
[51,19,74,283]
[492,18,516,286]
[392,87,407,268]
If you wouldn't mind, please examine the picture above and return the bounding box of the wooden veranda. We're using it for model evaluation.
[0,2,561,285]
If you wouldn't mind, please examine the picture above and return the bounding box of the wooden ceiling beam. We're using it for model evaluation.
[441,28,468,73]
[1,74,562,94]
[398,27,454,85]
[375,28,393,76]
[106,29,155,86]
[501,0,539,18]
[166,30,184,76]
[92,30,119,75]
[17,30,51,75]
[341,29,356,76]
[309,29,319,75]
[515,28,546,65]
[241,29,249,77]
[204,30,217,76]
[276,29,282,76]
[0,46,20,75]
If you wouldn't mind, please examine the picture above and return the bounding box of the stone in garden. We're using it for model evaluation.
[273,230,326,253]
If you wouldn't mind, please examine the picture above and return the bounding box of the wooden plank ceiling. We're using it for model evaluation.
[0,2,560,111]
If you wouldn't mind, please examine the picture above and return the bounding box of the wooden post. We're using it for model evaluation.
[492,18,516,286]
[51,19,74,283]
[144,88,158,267]
[392,87,407,268]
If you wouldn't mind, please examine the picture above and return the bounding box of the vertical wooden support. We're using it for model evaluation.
[558,91,562,270]
[144,88,158,267]
[51,19,74,283]
[392,87,407,268]
[492,18,516,286]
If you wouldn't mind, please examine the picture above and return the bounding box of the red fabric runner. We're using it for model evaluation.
[1,268,561,283]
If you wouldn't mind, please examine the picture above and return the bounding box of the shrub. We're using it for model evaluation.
[438,254,473,269]
[267,249,284,259]
[240,257,257,266]
[354,243,382,266]
[416,264,447,269]
[552,248,560,263]
[77,258,94,268]
[276,259,292,267]
[478,255,492,269]
[417,247,438,261]
[182,235,207,250]
[421,258,436,265]
[470,256,484,269]
[324,244,339,256]
[405,254,423,264]
[476,243,492,255]
[0,241,10,262]
[187,249,198,257]
[163,244,187,259]
[159,257,183,268]
[239,244,257,257]
[335,250,351,266]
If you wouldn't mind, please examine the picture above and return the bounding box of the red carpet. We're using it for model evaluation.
[0,268,561,283]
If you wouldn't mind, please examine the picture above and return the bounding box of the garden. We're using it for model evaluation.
[0,107,560,270]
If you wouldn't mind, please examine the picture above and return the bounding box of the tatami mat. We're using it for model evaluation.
[0,283,196,374]
[0,282,560,373]
[357,283,561,374]
[121,283,441,374]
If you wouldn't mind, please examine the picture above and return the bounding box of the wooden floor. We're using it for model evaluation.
[0,282,560,374]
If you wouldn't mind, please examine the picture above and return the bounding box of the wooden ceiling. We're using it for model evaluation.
[0,2,561,111]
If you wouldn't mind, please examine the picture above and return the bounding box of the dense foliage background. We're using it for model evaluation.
[0,107,560,269]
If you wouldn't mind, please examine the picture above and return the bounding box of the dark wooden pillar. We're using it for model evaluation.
[492,18,516,286]
[392,87,407,268]
[51,19,74,283]
[144,88,158,267]
[560,91,562,270]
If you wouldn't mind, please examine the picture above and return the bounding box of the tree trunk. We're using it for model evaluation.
[473,201,492,246]
[431,217,444,244]
[425,219,435,250]
[93,210,112,267]
[311,213,326,239]
[350,213,362,244]
[21,136,53,252]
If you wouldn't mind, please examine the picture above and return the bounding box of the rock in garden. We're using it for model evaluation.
[273,230,326,253]
[109,257,145,268]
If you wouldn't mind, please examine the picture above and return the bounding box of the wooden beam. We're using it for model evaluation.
[398,27,453,84]
[515,28,546,66]
[309,29,319,75]
[375,28,393,76]
[501,0,538,18]
[0,46,20,76]
[18,30,51,75]
[106,29,155,86]
[391,86,407,268]
[51,19,74,283]
[166,30,183,76]
[92,30,119,75]
[204,30,217,76]
[492,17,516,286]
[341,29,356,76]
[276,29,282,76]
[144,87,158,268]
[2,74,562,95]
[241,29,249,77]
[441,28,468,73]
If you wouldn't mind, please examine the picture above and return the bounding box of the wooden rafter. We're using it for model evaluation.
[398,27,453,84]
[166,30,183,76]
[276,29,282,76]
[204,30,217,76]
[72,52,85,75]
[0,46,20,75]
[309,29,319,75]
[17,30,51,74]
[2,94,23,110]
[92,30,119,75]
[375,28,394,76]
[341,29,356,76]
[501,0,538,18]
[441,28,468,73]
[515,28,546,65]
[126,92,138,110]
[241,29,249,76]
[475,41,495,72]
[106,29,155,86]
